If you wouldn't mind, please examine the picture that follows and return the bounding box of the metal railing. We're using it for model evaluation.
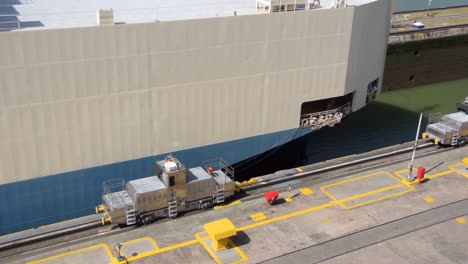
[103,178,126,208]
[203,158,234,181]
[300,102,351,130]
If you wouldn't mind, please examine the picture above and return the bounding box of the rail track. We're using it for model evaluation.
[0,140,457,258]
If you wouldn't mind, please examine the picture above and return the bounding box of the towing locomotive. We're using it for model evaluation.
[423,97,468,146]
[96,156,236,226]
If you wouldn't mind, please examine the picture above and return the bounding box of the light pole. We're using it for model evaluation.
[408,113,423,181]
[426,0,432,16]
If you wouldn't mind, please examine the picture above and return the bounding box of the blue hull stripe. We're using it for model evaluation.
[0,127,310,235]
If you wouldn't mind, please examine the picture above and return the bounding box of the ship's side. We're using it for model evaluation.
[0,0,391,234]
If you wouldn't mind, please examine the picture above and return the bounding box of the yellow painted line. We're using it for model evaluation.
[337,183,407,205]
[394,169,454,185]
[448,163,468,178]
[237,202,337,232]
[158,239,199,253]
[250,212,267,221]
[299,187,313,196]
[227,237,249,263]
[424,196,435,203]
[295,167,303,173]
[342,188,414,209]
[320,171,389,189]
[115,237,161,262]
[320,186,346,208]
[285,197,293,202]
[455,217,466,224]
[120,237,160,250]
[426,170,452,179]
[323,219,331,225]
[213,200,241,210]
[195,232,223,264]
[393,169,409,182]
[28,243,116,264]
[387,171,409,183]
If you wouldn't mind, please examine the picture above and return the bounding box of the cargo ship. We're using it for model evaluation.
[0,0,391,235]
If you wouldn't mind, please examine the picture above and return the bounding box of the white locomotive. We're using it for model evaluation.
[423,110,468,146]
[96,156,236,226]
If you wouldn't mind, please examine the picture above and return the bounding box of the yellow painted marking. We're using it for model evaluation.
[337,183,407,204]
[320,187,345,208]
[195,232,223,264]
[295,167,303,172]
[448,163,468,178]
[342,188,414,209]
[424,196,435,203]
[28,243,116,264]
[250,212,267,221]
[321,171,391,189]
[426,170,452,179]
[299,187,313,196]
[393,169,409,182]
[323,219,331,225]
[195,232,248,264]
[213,200,241,210]
[321,171,414,209]
[285,197,293,202]
[158,239,199,253]
[456,217,466,224]
[114,237,161,262]
[395,169,455,185]
[227,237,249,263]
[237,202,337,232]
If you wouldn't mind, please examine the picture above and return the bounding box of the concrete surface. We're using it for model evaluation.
[4,146,468,264]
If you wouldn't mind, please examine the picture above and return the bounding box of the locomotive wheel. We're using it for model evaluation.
[199,201,212,210]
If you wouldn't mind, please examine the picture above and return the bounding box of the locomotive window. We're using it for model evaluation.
[170,176,175,187]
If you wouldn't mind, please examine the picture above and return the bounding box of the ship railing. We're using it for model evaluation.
[103,178,126,209]
[203,158,235,181]
[300,102,352,130]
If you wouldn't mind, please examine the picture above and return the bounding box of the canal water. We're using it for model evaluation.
[393,0,468,12]
[234,77,468,180]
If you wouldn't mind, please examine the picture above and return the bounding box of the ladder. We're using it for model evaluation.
[125,205,136,225]
[452,133,459,146]
[215,185,225,204]
[168,200,178,218]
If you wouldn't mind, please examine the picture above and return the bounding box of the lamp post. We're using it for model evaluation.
[408,113,423,181]
[426,0,432,16]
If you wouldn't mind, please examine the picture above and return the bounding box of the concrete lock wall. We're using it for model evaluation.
[383,32,468,92]
[0,0,390,185]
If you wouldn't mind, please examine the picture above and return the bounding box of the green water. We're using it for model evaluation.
[377,78,468,116]
[302,78,468,164]
[237,78,468,180]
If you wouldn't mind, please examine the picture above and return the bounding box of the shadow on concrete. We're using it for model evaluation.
[230,231,251,247]
[426,162,444,173]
